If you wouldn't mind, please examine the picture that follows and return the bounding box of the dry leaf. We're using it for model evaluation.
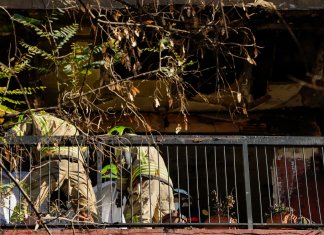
[80,4,86,12]
[237,92,242,103]
[243,107,248,115]
[254,49,258,58]
[154,98,160,108]
[92,25,97,32]
[102,46,106,54]
[170,5,174,12]
[221,28,225,36]
[105,55,111,62]
[252,58,257,66]
[116,84,121,91]
[37,142,41,151]
[135,28,140,37]
[128,93,134,101]
[246,55,255,65]
[146,124,152,132]
[245,11,250,19]
[86,2,90,9]
[124,29,129,39]
[144,20,154,25]
[128,116,133,123]
[168,97,173,107]
[132,86,140,94]
[184,118,188,131]
[137,47,142,57]
[109,84,115,91]
[175,124,182,134]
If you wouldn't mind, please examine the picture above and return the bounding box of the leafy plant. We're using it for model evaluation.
[265,204,295,219]
[210,189,236,221]
[0,182,28,199]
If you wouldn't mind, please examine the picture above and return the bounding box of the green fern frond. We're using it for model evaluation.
[37,67,55,75]
[55,24,79,49]
[11,14,47,36]
[0,97,25,105]
[80,60,108,74]
[19,42,54,60]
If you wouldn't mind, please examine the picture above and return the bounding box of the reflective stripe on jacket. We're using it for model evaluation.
[10,114,86,162]
[116,146,173,191]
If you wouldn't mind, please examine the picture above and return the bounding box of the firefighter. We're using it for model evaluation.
[5,110,98,223]
[173,189,209,223]
[107,126,175,225]
[96,163,126,223]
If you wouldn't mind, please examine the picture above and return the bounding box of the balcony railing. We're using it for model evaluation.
[0,135,323,230]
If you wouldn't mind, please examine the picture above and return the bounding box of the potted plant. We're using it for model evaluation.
[204,189,237,229]
[265,204,297,230]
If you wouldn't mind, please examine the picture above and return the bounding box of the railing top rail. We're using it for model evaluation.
[1,135,324,146]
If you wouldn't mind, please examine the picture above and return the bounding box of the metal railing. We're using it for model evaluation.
[0,135,323,230]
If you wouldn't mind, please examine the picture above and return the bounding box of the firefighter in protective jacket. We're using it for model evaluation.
[108,126,175,224]
[6,111,98,223]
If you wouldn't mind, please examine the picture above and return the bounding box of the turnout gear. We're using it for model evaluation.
[108,126,175,226]
[7,112,97,222]
[102,164,118,179]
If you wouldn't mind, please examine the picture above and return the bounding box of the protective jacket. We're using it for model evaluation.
[8,113,86,162]
[116,146,173,191]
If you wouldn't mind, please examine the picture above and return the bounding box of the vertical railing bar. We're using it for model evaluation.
[214,146,220,223]
[148,146,152,223]
[185,146,191,222]
[96,143,103,223]
[242,143,253,229]
[109,147,113,223]
[283,147,292,224]
[158,146,161,223]
[273,147,282,224]
[48,149,51,218]
[255,146,263,223]
[302,147,312,221]
[139,145,143,223]
[87,145,89,220]
[264,147,273,223]
[204,146,210,223]
[29,146,32,224]
[176,146,181,217]
[68,147,70,211]
[39,147,41,217]
[10,147,12,214]
[120,147,123,224]
[19,149,22,225]
[293,147,302,219]
[130,146,133,224]
[77,147,80,218]
[0,148,2,227]
[233,146,239,223]
[58,146,60,223]
[195,146,201,223]
[223,146,229,223]
[167,146,171,222]
[312,147,322,223]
